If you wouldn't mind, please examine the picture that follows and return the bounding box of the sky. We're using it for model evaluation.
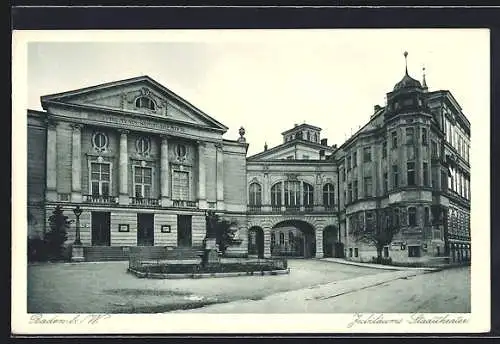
[25,29,489,156]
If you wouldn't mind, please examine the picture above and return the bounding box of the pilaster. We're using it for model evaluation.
[46,120,58,201]
[215,143,224,210]
[119,129,129,205]
[197,141,207,209]
[71,124,83,202]
[160,135,171,207]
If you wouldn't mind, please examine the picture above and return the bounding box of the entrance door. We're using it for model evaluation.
[91,212,110,246]
[177,215,192,247]
[323,228,336,258]
[137,213,154,246]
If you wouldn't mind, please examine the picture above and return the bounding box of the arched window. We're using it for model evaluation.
[249,182,262,206]
[303,183,314,207]
[323,183,335,208]
[135,96,156,110]
[284,181,300,207]
[313,133,318,142]
[271,182,282,207]
[271,232,276,248]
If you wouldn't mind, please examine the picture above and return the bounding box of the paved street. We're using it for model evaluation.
[175,266,471,313]
[27,259,470,314]
[27,259,380,313]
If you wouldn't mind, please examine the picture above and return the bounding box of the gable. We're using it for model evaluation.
[40,76,228,132]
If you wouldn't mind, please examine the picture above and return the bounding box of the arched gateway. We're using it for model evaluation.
[271,220,316,258]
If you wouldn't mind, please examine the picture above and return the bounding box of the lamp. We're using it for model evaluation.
[73,205,83,246]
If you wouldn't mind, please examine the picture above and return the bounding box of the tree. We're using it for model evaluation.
[205,211,238,254]
[45,205,72,260]
[351,207,399,260]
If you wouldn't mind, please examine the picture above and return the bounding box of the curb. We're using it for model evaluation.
[319,258,438,272]
[127,268,290,279]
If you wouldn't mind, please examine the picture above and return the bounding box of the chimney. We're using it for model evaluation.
[321,138,328,146]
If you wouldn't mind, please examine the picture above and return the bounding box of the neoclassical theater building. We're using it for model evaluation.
[27,56,471,262]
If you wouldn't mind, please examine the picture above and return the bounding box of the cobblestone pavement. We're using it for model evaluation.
[27,259,383,313]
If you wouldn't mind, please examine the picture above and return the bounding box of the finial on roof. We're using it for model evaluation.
[422,66,428,88]
[404,51,409,75]
[264,142,268,151]
[238,126,246,143]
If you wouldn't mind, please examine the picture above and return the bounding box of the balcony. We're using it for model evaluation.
[83,194,118,204]
[248,205,262,213]
[130,197,160,207]
[284,205,301,213]
[172,199,198,208]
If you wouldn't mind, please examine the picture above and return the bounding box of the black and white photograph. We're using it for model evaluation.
[12,28,490,334]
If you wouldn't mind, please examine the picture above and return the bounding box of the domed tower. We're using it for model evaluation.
[385,51,430,121]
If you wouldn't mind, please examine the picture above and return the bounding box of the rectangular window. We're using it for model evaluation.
[408,207,417,226]
[346,156,351,170]
[347,183,352,204]
[383,172,388,193]
[441,170,448,191]
[90,162,111,196]
[394,208,400,226]
[421,128,428,145]
[431,140,438,158]
[382,141,387,158]
[364,177,372,198]
[432,168,438,189]
[342,168,346,182]
[466,144,470,162]
[353,181,358,201]
[172,171,189,200]
[349,248,353,257]
[392,131,398,149]
[134,166,152,198]
[406,127,414,145]
[392,165,399,188]
[423,162,429,186]
[407,162,416,186]
[354,248,359,257]
[363,147,371,162]
[424,207,430,225]
[352,152,357,167]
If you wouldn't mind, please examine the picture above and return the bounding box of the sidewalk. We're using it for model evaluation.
[171,269,428,313]
[320,258,438,271]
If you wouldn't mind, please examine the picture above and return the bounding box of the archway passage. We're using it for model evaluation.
[323,225,338,258]
[248,226,264,258]
[271,220,316,258]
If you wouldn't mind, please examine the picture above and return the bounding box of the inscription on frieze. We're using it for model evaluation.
[95,114,185,133]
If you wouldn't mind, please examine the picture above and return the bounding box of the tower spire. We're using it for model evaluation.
[404,51,409,75]
[422,66,428,88]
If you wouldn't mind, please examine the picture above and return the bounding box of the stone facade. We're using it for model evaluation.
[27,59,471,263]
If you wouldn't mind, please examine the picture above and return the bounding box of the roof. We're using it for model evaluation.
[393,70,423,91]
[247,138,335,161]
[40,75,229,132]
[281,123,322,136]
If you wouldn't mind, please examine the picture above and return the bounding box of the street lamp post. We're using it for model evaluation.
[71,205,85,262]
[73,205,83,246]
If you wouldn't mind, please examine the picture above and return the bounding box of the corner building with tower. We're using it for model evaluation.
[27,54,471,263]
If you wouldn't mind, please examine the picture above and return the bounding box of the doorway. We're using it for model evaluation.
[177,215,192,247]
[91,212,110,246]
[137,213,154,246]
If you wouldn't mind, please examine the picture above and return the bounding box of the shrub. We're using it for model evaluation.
[371,256,393,265]
[27,237,48,262]
[45,205,72,261]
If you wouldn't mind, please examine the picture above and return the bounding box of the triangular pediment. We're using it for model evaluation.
[40,76,228,132]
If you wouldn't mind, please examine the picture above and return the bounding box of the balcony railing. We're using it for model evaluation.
[271,205,282,213]
[248,205,262,212]
[84,194,118,204]
[172,199,198,208]
[285,205,300,212]
[130,197,160,207]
